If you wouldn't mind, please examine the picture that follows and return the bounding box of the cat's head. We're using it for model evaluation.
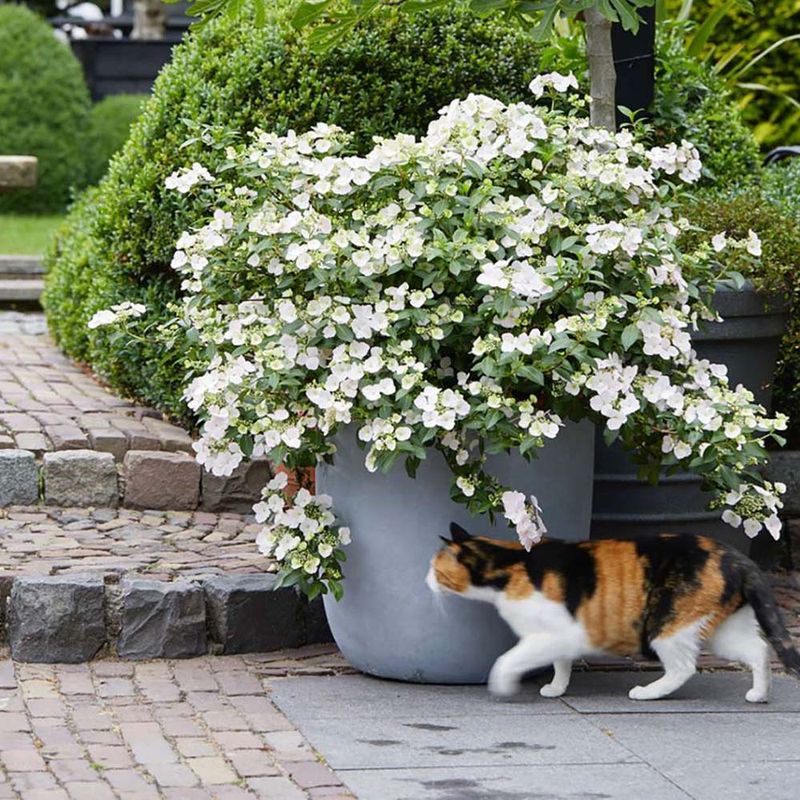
[426,522,524,599]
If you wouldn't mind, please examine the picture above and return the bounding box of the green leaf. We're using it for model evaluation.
[621,323,640,350]
[292,0,336,30]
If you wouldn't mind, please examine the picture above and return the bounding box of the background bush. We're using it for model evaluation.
[651,23,762,188]
[667,0,800,150]
[43,4,765,424]
[762,159,800,222]
[680,187,800,445]
[84,95,148,187]
[0,4,91,213]
[43,4,547,421]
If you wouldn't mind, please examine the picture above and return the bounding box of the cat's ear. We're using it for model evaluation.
[438,535,452,546]
[449,522,472,544]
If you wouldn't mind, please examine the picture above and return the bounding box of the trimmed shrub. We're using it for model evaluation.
[85,95,148,187]
[44,7,764,423]
[762,160,800,223]
[0,5,91,213]
[44,5,546,420]
[680,191,800,446]
[651,24,762,189]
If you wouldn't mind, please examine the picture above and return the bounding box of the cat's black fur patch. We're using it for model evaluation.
[635,534,710,646]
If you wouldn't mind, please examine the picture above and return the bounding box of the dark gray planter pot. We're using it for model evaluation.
[592,284,788,551]
[319,421,594,684]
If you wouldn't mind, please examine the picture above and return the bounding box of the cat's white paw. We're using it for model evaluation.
[628,685,656,701]
[539,683,567,698]
[488,667,518,698]
[746,688,769,704]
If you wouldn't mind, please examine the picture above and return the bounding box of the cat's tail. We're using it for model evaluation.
[743,570,800,678]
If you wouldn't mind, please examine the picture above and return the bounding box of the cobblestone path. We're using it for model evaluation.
[0,316,190,456]
[0,507,268,582]
[0,647,355,800]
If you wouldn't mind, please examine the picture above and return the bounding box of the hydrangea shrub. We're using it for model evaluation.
[92,77,788,598]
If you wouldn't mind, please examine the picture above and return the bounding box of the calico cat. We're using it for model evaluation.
[427,523,800,703]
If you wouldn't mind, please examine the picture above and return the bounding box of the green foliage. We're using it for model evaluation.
[44,4,546,419]
[0,5,92,213]
[547,18,763,187]
[288,0,655,50]
[679,186,800,446]
[762,160,800,222]
[650,23,762,187]
[665,0,800,149]
[85,95,149,187]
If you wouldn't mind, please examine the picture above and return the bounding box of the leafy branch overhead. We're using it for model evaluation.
[291,0,656,50]
[172,0,656,43]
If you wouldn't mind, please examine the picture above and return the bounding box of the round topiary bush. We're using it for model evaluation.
[44,4,546,419]
[652,24,762,189]
[85,94,148,187]
[44,6,764,422]
[0,5,91,213]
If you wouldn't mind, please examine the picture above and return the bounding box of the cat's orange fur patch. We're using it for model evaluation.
[505,564,534,600]
[577,540,647,654]
[661,548,740,639]
[434,550,470,593]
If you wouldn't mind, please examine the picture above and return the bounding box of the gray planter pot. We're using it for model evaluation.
[319,420,594,684]
[592,284,788,551]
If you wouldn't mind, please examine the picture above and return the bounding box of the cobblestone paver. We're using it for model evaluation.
[0,324,191,457]
[0,646,355,800]
[0,507,270,582]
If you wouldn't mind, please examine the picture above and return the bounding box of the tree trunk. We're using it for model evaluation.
[584,8,617,131]
[131,0,166,41]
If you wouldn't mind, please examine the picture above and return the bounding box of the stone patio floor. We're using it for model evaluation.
[0,645,356,800]
[1,644,799,800]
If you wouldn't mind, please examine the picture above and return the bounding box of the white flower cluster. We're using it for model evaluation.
[87,302,146,330]
[255,473,351,581]
[94,74,786,596]
[164,162,213,194]
[502,491,548,550]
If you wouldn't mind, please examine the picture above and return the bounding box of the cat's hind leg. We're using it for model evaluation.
[540,658,572,698]
[709,605,771,703]
[629,619,704,701]
[488,635,572,698]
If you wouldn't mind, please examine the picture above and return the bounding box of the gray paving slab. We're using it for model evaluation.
[593,712,800,769]
[269,674,573,721]
[272,671,800,800]
[560,671,800,713]
[282,712,637,770]
[661,760,800,800]
[339,763,689,800]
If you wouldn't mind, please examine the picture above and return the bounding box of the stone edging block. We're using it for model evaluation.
[43,450,118,507]
[2,572,332,663]
[117,579,207,659]
[123,450,201,510]
[0,449,38,506]
[7,574,106,663]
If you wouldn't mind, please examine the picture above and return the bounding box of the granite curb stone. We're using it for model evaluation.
[8,574,106,663]
[204,574,325,654]
[0,449,38,506]
[117,579,207,659]
[123,450,201,510]
[43,450,118,507]
[200,458,272,513]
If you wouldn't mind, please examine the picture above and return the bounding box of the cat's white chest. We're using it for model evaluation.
[496,594,588,650]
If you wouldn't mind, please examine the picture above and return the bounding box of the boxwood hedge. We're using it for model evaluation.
[43,5,765,424]
[0,5,91,213]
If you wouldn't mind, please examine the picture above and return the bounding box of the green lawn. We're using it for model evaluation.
[0,214,64,255]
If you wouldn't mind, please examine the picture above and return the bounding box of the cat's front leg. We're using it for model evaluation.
[488,651,519,697]
[488,635,567,698]
[539,658,572,698]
